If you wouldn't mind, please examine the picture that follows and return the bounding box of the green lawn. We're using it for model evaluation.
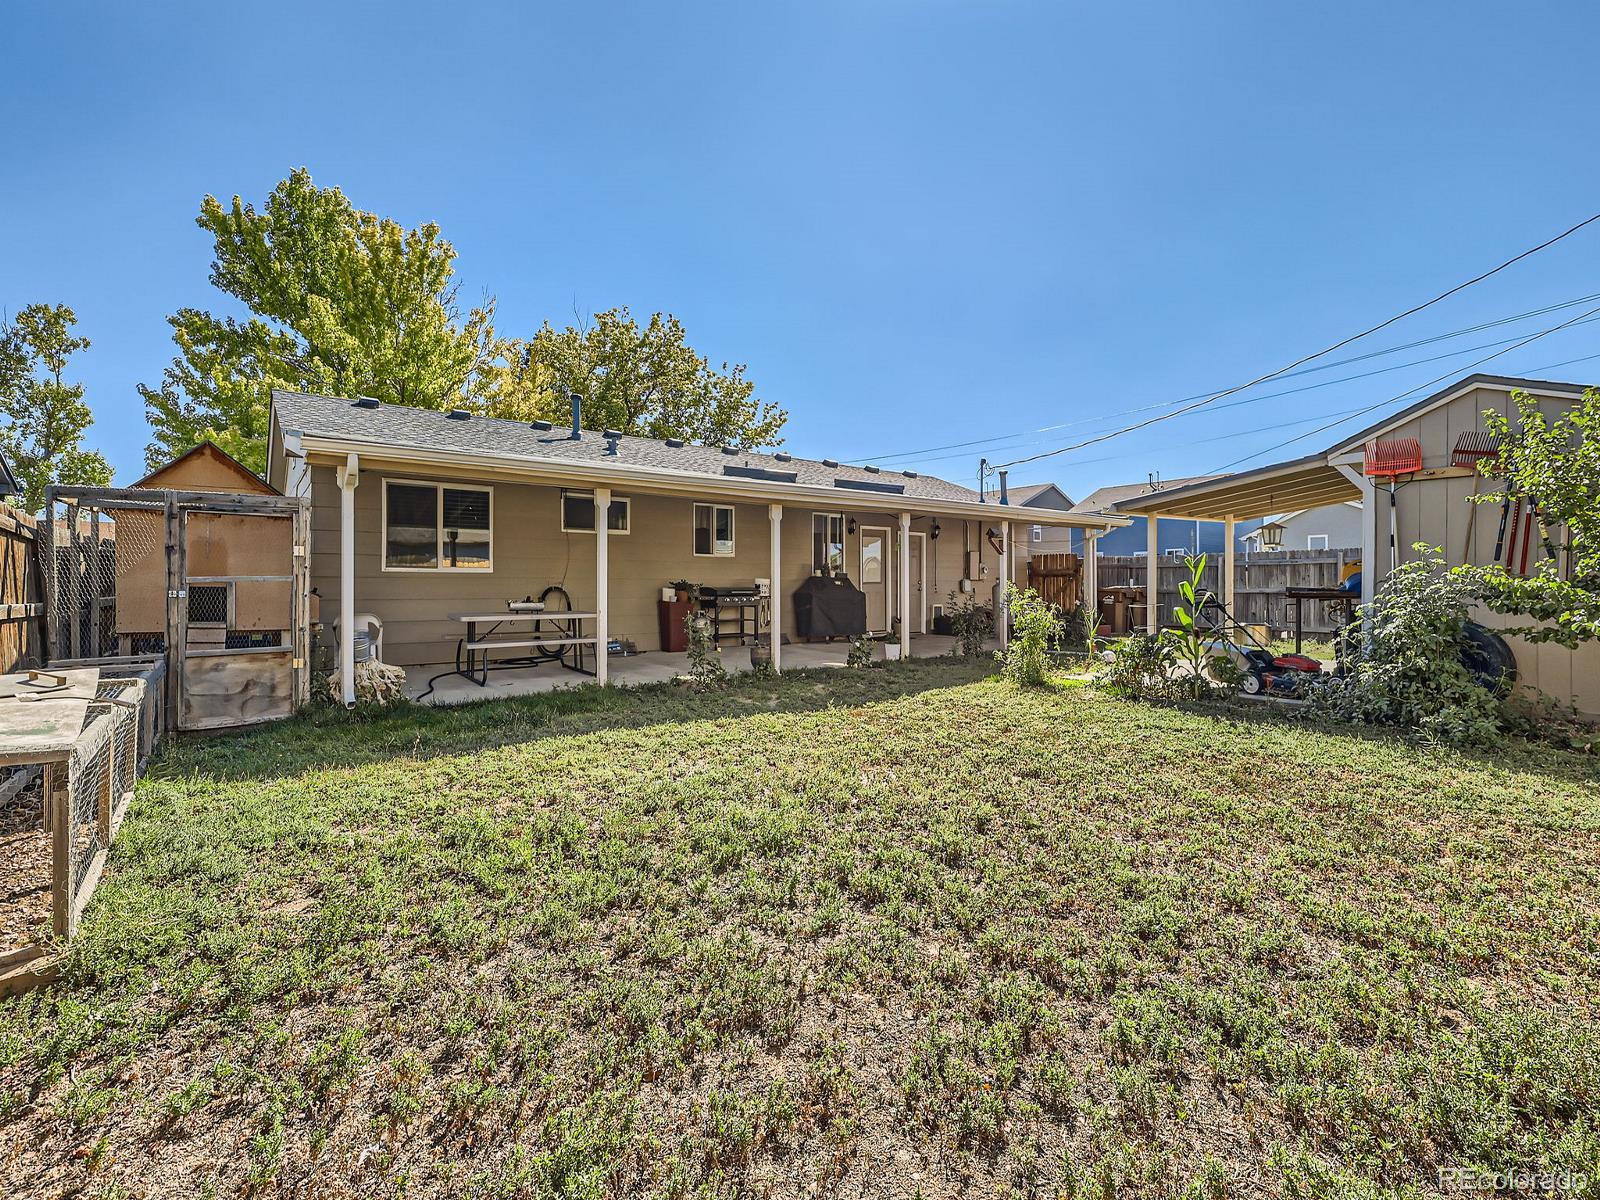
[2,658,1597,1198]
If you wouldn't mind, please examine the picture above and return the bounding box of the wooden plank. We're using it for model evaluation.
[184,511,293,577]
[180,651,294,730]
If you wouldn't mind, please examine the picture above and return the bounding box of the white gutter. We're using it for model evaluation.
[294,432,1130,531]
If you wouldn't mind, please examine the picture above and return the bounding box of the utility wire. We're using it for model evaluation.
[987,210,1600,472]
[851,289,1600,466]
[886,311,1600,470]
[1207,302,1600,474]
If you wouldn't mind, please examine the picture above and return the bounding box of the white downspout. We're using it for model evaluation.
[337,452,359,707]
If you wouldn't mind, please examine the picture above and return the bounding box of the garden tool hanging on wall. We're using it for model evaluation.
[1364,437,1422,570]
[1451,431,1501,564]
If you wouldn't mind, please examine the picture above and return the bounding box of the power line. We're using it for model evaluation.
[1206,302,1600,474]
[882,311,1600,470]
[987,210,1600,473]
[851,289,1600,466]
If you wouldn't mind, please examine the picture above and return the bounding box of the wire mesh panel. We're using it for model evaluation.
[58,716,112,935]
[43,496,170,660]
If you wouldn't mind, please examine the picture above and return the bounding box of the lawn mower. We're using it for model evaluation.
[1198,597,1326,697]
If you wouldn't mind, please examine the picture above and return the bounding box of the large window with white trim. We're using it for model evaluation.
[383,480,492,571]
[694,503,735,556]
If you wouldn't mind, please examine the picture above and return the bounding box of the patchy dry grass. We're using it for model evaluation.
[1,658,1597,1198]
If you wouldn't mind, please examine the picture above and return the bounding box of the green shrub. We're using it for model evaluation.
[1095,635,1175,698]
[684,611,727,692]
[1306,548,1506,745]
[998,584,1058,686]
[946,590,994,657]
[846,634,875,669]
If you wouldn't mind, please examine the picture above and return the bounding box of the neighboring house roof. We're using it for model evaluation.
[134,441,279,494]
[1007,482,1074,508]
[0,450,16,498]
[269,392,1135,531]
[1069,476,1222,515]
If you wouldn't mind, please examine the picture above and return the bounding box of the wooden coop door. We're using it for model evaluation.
[177,509,300,729]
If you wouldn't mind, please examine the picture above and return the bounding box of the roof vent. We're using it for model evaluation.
[448,408,471,420]
[822,458,840,469]
[354,396,380,409]
[603,429,623,440]
[774,452,792,462]
[531,419,553,431]
[721,445,740,456]
[864,464,880,474]
[902,469,919,478]
[665,437,686,448]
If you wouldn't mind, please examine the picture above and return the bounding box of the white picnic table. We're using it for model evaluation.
[447,610,600,686]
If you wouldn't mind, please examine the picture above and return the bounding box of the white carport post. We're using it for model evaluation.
[336,452,359,707]
[1335,463,1378,623]
[1083,529,1099,625]
[898,511,912,659]
[594,486,610,686]
[1145,514,1160,635]
[769,504,783,671]
[1223,515,1236,634]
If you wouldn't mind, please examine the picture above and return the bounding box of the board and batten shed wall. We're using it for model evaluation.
[1357,382,1600,715]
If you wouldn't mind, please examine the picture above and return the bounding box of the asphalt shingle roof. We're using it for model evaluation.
[273,391,983,504]
[1069,476,1221,515]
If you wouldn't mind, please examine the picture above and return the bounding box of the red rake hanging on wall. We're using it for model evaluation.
[1364,437,1422,569]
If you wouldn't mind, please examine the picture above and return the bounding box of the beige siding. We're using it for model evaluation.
[310,466,1016,666]
[1358,383,1600,715]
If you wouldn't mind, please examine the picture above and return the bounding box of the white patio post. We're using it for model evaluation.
[898,511,912,659]
[998,520,1010,650]
[768,503,783,671]
[1145,514,1160,635]
[337,452,359,707]
[594,486,610,686]
[1223,514,1236,634]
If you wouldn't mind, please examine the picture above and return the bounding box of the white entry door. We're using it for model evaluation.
[860,527,890,633]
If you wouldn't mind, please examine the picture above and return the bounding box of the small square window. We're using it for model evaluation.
[1032,525,1043,542]
[694,504,735,556]
[561,492,630,534]
[1306,534,1329,551]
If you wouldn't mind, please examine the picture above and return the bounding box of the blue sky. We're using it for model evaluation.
[5,1,1600,499]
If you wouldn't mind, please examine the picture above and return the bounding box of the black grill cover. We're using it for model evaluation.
[793,575,867,640]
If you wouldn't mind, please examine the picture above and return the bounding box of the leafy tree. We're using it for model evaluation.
[0,304,113,512]
[1469,388,1600,646]
[522,307,787,448]
[140,168,534,474]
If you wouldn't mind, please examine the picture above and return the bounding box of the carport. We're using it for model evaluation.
[1109,452,1364,633]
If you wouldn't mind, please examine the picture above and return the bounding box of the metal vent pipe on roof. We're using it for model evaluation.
[999,470,1009,505]
[570,392,583,439]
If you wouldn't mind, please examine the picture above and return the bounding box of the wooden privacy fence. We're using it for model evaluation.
[1097,548,1359,635]
[0,505,45,673]
[1026,553,1083,612]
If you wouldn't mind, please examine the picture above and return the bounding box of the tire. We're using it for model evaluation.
[1460,622,1518,696]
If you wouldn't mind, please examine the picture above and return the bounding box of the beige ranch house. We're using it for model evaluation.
[264,391,1123,704]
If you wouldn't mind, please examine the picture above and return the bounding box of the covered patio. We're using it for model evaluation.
[407,632,989,704]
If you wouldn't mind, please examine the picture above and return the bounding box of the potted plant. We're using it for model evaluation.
[669,579,696,603]
[883,617,904,661]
